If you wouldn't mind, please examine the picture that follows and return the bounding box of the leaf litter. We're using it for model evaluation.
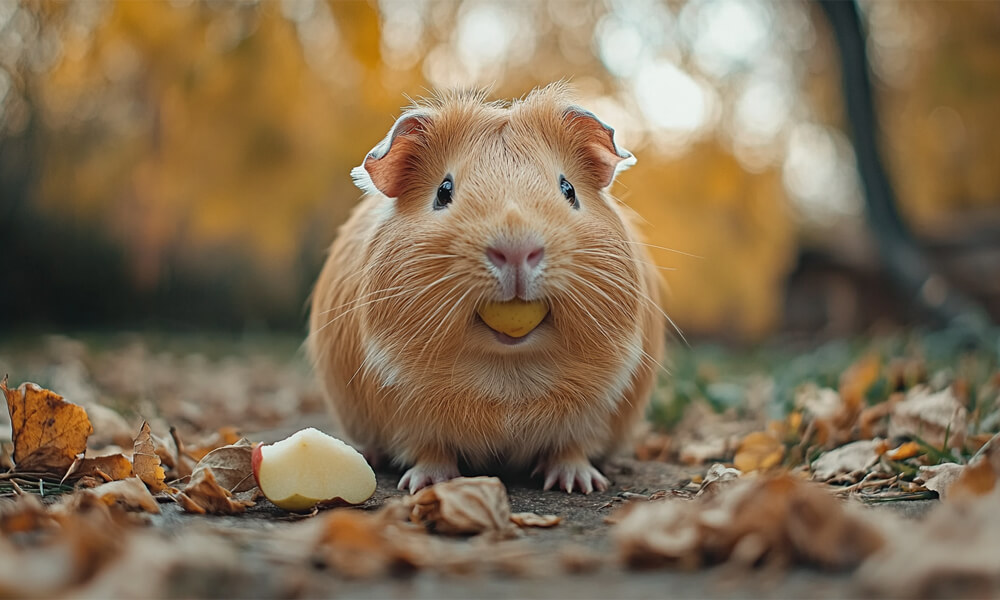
[1,333,999,596]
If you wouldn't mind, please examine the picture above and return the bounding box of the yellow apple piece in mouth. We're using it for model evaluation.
[477,299,549,338]
[251,428,376,512]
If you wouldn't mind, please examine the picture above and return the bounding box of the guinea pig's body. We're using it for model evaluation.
[309,85,665,494]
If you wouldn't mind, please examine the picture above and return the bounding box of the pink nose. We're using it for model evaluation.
[486,242,545,270]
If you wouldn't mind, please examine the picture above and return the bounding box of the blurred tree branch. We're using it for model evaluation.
[818,0,994,332]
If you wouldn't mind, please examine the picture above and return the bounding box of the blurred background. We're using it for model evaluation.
[1,0,998,341]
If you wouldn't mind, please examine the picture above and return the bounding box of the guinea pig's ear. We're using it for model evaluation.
[563,107,636,189]
[351,111,431,198]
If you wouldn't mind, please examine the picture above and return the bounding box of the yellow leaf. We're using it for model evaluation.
[733,431,785,473]
[132,421,167,493]
[1,376,93,474]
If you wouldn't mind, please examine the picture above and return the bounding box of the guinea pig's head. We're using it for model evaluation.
[351,85,647,387]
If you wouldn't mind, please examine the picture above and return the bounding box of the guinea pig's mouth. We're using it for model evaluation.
[476,313,551,346]
[474,299,551,346]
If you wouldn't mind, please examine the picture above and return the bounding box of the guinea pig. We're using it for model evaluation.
[309,84,665,494]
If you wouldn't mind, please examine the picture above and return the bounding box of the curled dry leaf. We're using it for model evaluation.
[615,474,884,570]
[77,477,160,514]
[510,513,561,528]
[132,421,167,493]
[889,385,967,449]
[733,431,784,473]
[1,377,93,474]
[176,466,254,515]
[405,476,517,538]
[191,438,256,493]
[917,463,966,498]
[696,463,742,498]
[810,439,882,483]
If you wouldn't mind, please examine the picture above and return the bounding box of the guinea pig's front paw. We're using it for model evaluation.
[535,460,610,495]
[398,462,461,494]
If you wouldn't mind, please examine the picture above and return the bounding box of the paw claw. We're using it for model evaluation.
[398,462,460,494]
[535,459,609,495]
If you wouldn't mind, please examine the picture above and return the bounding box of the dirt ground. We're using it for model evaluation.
[146,423,937,599]
[0,335,981,598]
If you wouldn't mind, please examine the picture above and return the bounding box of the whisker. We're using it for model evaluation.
[624,240,703,259]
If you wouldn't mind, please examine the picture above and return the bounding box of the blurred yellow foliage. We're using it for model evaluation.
[2,0,996,334]
[624,142,794,339]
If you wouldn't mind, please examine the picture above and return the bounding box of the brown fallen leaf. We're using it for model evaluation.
[810,439,882,483]
[510,513,561,528]
[946,459,996,501]
[1,377,93,474]
[77,477,161,514]
[917,463,965,498]
[884,440,922,461]
[74,454,134,481]
[0,493,55,534]
[190,438,256,493]
[733,431,784,473]
[857,485,1000,597]
[175,466,254,515]
[614,474,884,570]
[405,476,518,538]
[132,421,167,493]
[314,508,429,578]
[185,426,244,462]
[889,385,967,449]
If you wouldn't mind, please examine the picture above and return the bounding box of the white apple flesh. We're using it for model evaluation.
[252,428,376,512]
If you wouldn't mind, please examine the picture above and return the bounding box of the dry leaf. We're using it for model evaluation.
[796,385,841,421]
[917,463,966,498]
[884,440,922,461]
[857,485,1000,597]
[733,431,784,472]
[185,427,245,462]
[405,476,517,537]
[75,454,134,481]
[176,466,254,515]
[839,355,881,408]
[947,459,997,501]
[696,463,742,498]
[77,477,160,514]
[1,377,93,474]
[510,513,561,528]
[0,493,55,534]
[190,438,256,493]
[889,385,967,449]
[132,421,167,493]
[810,439,881,483]
[615,474,883,570]
[315,508,428,578]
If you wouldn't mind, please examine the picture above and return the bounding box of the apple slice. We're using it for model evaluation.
[252,428,376,512]
[477,299,549,338]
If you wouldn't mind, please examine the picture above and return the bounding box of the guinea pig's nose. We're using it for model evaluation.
[486,242,545,270]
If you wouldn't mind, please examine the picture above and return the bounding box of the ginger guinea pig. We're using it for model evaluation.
[309,84,665,494]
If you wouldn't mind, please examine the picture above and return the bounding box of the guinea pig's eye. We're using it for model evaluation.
[560,175,579,210]
[434,176,454,210]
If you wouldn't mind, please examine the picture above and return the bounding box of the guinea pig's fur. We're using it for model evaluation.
[309,84,665,494]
